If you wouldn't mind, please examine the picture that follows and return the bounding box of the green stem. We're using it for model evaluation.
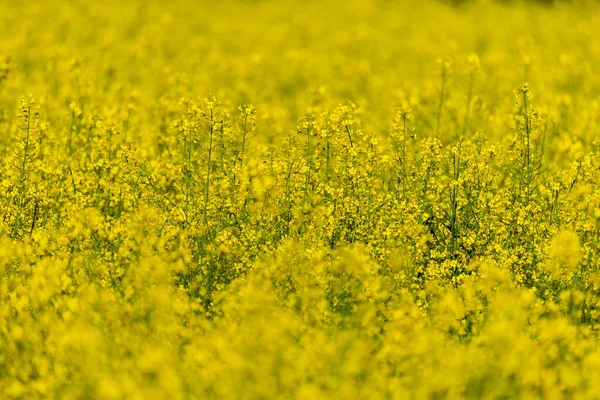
[402,112,407,197]
[462,71,474,137]
[523,91,531,205]
[203,109,214,225]
[18,106,32,206]
[436,66,447,135]
[184,122,192,227]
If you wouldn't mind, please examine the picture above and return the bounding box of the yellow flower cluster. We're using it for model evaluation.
[2,0,600,398]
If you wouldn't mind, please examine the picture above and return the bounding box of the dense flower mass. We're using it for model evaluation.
[1,0,600,398]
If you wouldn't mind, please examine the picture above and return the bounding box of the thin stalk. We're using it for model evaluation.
[462,71,475,137]
[436,65,447,135]
[450,143,461,254]
[240,113,248,168]
[402,112,408,197]
[523,90,531,205]
[19,105,32,201]
[218,119,226,173]
[203,109,214,225]
[69,110,75,156]
[303,125,312,202]
[284,133,294,236]
[325,138,331,185]
[298,124,312,235]
[29,199,39,238]
[233,112,248,189]
[184,122,192,227]
[345,124,354,148]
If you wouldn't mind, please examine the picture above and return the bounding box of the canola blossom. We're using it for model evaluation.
[2,0,600,398]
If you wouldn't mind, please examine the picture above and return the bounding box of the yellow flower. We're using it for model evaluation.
[548,229,583,275]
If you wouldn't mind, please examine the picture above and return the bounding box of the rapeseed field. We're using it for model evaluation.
[2,0,600,398]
